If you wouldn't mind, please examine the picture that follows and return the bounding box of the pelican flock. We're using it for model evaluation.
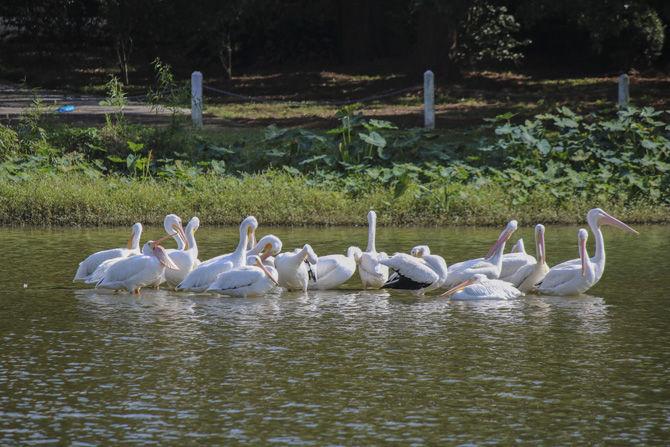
[74,208,637,299]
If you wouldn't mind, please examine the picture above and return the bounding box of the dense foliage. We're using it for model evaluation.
[0,0,668,82]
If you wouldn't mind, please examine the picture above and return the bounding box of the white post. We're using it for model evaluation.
[191,71,203,128]
[618,74,629,108]
[424,70,435,129]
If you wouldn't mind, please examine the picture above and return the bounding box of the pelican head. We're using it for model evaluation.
[256,235,283,260]
[163,214,188,250]
[347,246,363,262]
[440,274,486,297]
[410,245,430,257]
[240,215,259,241]
[587,208,638,235]
[486,220,518,259]
[247,254,280,285]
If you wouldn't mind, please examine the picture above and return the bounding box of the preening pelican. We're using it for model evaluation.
[441,274,523,300]
[207,255,279,297]
[73,222,143,282]
[248,235,283,267]
[506,224,549,292]
[177,216,258,292]
[537,229,596,296]
[275,244,318,292]
[381,252,441,294]
[164,217,200,287]
[410,245,449,288]
[308,246,362,290]
[96,236,179,294]
[445,220,518,287]
[358,210,389,289]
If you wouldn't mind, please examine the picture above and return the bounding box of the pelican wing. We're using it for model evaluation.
[177,259,234,291]
[537,262,580,290]
[74,247,130,280]
[85,256,125,284]
[454,279,521,300]
[207,266,264,293]
[380,253,439,285]
[359,252,387,278]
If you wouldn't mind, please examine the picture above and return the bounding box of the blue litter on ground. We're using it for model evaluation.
[57,105,76,113]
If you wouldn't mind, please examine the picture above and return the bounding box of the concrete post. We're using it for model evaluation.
[191,71,203,128]
[424,70,435,129]
[618,74,629,108]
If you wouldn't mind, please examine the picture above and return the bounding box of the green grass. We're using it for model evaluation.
[1,172,667,227]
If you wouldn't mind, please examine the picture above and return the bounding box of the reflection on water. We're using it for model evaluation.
[1,225,669,445]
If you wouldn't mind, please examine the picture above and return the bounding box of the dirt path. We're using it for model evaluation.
[0,81,189,125]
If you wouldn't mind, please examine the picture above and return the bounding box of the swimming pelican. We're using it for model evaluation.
[308,246,362,290]
[410,245,449,288]
[506,224,550,292]
[275,244,318,291]
[248,235,283,267]
[176,216,258,292]
[358,210,389,289]
[381,252,441,294]
[207,255,279,297]
[95,235,179,294]
[548,208,638,282]
[537,229,597,295]
[164,216,200,287]
[444,220,518,287]
[73,222,143,282]
[441,274,523,300]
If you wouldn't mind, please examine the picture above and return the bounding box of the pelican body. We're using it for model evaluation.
[308,246,361,290]
[537,229,596,295]
[96,238,178,294]
[442,274,523,300]
[358,210,389,289]
[177,216,258,292]
[275,244,318,292]
[445,220,518,287]
[207,255,279,297]
[74,223,143,282]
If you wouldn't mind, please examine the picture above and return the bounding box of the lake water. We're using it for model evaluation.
[1,224,669,445]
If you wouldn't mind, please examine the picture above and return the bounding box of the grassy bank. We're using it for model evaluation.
[1,172,667,227]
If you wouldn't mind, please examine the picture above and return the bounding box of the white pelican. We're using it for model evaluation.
[441,274,523,300]
[248,235,283,266]
[275,244,318,291]
[164,216,200,287]
[381,252,441,294]
[177,216,258,292]
[444,220,518,287]
[73,222,143,282]
[410,245,449,288]
[547,208,638,282]
[358,210,389,289]
[95,236,179,294]
[506,224,550,292]
[308,246,362,290]
[207,255,279,297]
[537,229,596,296]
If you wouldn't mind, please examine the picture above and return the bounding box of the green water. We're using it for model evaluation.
[1,224,669,445]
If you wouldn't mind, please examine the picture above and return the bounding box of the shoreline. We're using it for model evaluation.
[1,173,667,227]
